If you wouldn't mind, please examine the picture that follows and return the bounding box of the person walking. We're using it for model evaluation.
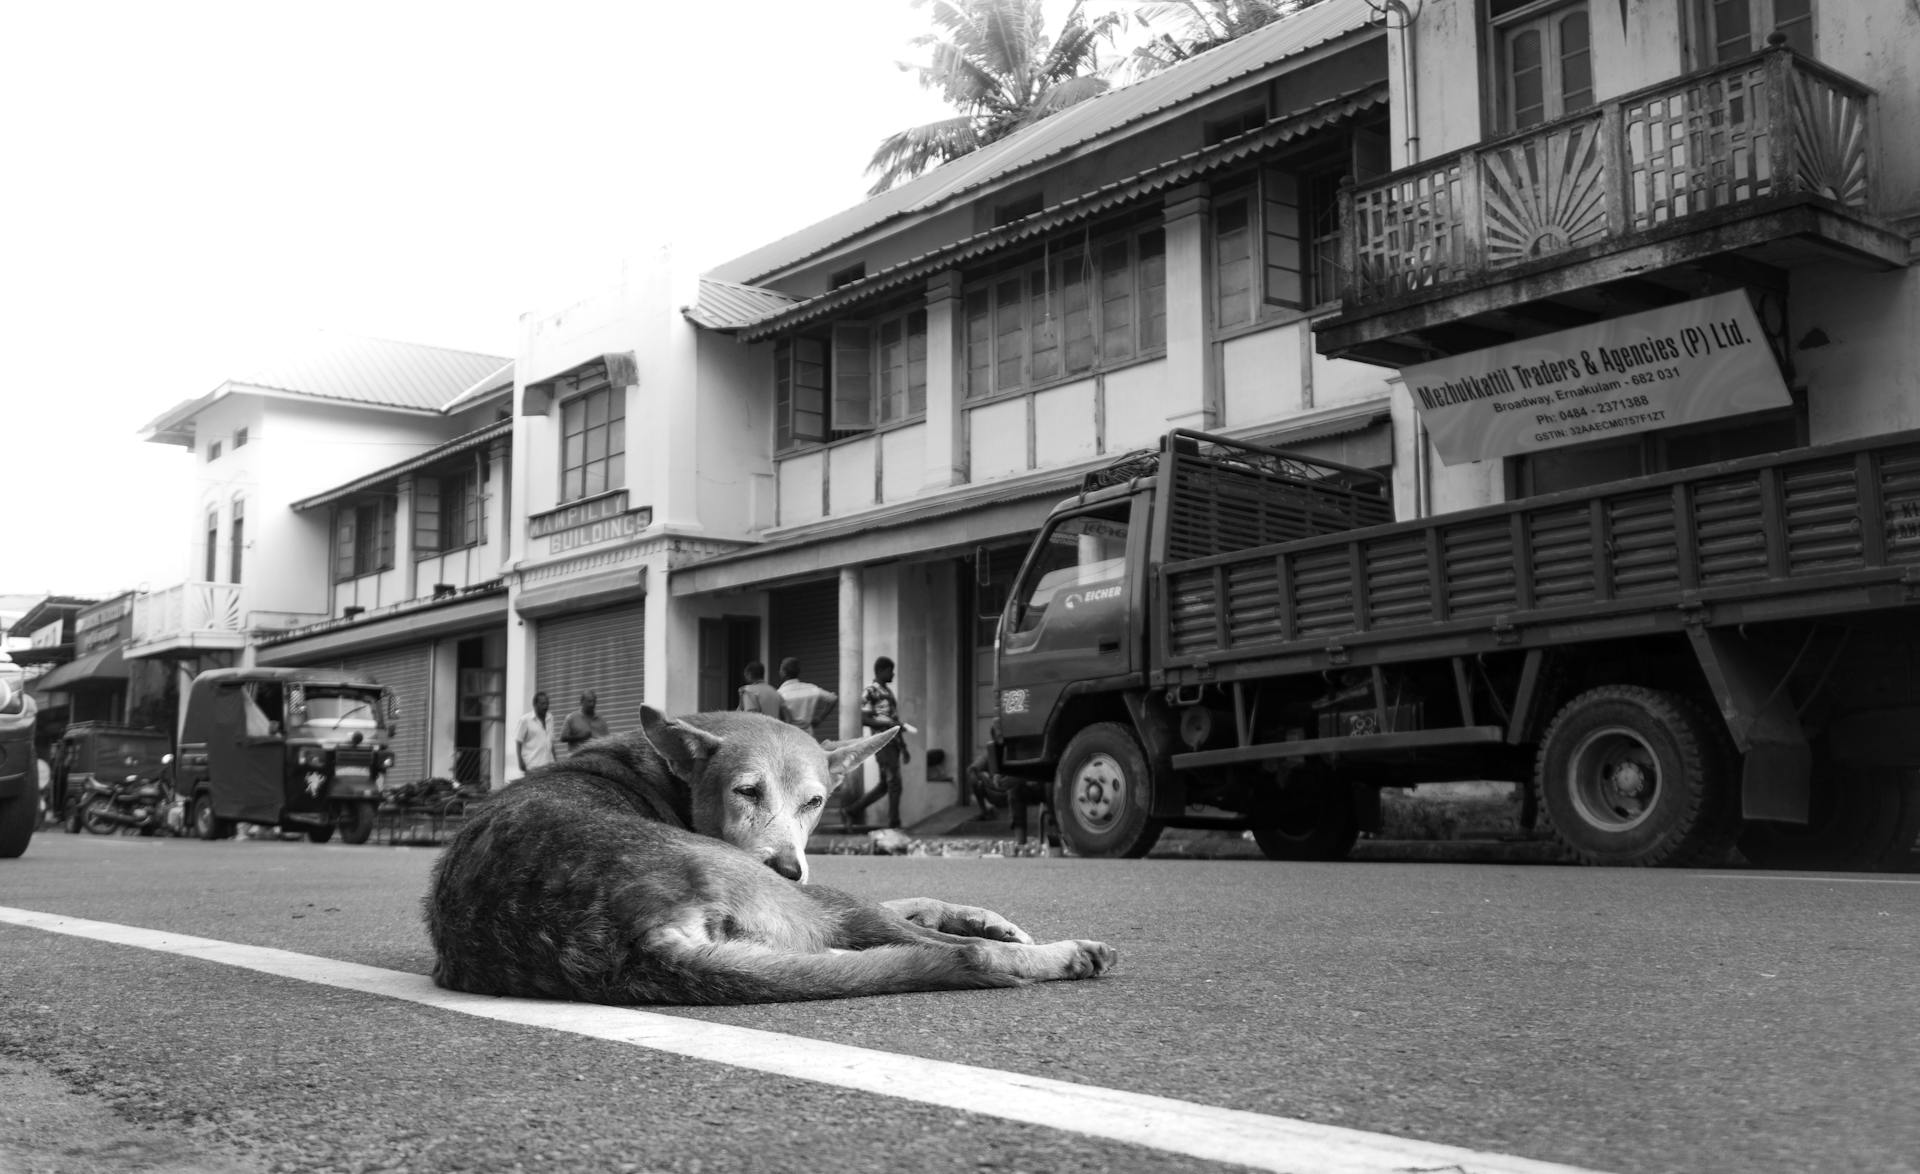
[511,691,554,780]
[559,690,609,758]
[737,661,790,722]
[775,658,837,740]
[844,656,911,831]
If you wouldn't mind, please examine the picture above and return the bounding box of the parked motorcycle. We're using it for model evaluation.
[72,755,180,837]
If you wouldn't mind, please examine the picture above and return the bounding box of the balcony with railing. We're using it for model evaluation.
[126,582,322,659]
[1317,40,1905,367]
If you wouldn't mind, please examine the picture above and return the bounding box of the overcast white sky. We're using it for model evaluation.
[1,0,1021,598]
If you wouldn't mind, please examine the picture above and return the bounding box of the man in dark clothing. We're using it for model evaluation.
[844,656,910,831]
[559,691,610,758]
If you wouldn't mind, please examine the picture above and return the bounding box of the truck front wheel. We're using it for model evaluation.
[1053,723,1163,858]
[1535,686,1734,867]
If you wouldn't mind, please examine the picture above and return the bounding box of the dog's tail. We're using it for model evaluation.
[608,936,1110,1005]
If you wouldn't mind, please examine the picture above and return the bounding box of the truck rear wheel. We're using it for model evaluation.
[1053,723,1163,858]
[1534,686,1734,867]
[1251,768,1358,861]
[0,794,32,858]
[1738,763,1916,872]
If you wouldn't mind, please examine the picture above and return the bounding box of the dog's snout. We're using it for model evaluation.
[766,850,805,881]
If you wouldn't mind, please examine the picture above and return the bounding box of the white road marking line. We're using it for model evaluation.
[0,905,1612,1174]
[1695,873,1920,885]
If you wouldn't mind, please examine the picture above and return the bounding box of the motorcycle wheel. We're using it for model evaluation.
[82,801,118,835]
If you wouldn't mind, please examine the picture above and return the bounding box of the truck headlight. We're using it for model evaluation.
[297,747,327,768]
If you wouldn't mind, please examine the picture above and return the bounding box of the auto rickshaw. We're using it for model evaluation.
[177,667,398,844]
[51,723,174,833]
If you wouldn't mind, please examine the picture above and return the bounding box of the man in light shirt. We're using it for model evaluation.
[776,657,837,742]
[513,691,554,781]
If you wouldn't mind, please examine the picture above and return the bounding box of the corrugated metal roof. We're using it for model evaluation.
[733,87,1387,341]
[141,332,514,443]
[440,360,517,414]
[288,419,513,511]
[683,278,803,331]
[706,0,1380,286]
[232,332,511,411]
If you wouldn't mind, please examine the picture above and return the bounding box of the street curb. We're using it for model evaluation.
[807,828,1571,864]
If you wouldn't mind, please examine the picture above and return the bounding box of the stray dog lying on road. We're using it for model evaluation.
[424,708,1113,1004]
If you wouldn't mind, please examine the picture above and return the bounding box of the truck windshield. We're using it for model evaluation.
[1006,505,1130,641]
[302,688,383,731]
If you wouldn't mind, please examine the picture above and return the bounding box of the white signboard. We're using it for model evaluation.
[1401,291,1791,466]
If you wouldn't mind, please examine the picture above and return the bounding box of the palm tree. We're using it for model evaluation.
[866,0,1123,196]
[1122,0,1327,80]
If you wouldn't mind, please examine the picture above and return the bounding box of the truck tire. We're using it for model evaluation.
[0,794,32,858]
[1534,686,1735,867]
[1251,768,1358,861]
[1053,723,1163,858]
[192,793,235,841]
[1738,762,1908,871]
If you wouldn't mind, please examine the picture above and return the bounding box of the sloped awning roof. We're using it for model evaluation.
[726,87,1387,342]
[683,279,802,331]
[289,419,512,511]
[35,647,127,692]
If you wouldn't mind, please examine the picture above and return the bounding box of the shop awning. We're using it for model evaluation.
[34,647,128,692]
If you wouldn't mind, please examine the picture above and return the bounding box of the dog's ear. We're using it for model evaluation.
[822,726,898,791]
[637,706,725,779]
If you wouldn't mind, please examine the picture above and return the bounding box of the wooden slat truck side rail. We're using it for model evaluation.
[1155,431,1920,685]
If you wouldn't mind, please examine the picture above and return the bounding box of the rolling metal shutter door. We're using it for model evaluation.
[536,602,647,744]
[330,645,432,786]
[768,580,840,738]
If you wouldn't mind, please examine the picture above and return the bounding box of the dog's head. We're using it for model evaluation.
[638,706,896,884]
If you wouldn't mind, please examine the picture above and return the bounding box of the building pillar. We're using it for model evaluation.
[837,566,864,743]
[397,476,418,604]
[1163,185,1217,433]
[923,270,966,492]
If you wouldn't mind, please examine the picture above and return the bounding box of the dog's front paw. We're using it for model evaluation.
[1063,939,1116,979]
[885,897,1035,944]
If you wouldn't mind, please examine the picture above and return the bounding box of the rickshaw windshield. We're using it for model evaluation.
[95,735,170,771]
[300,687,384,731]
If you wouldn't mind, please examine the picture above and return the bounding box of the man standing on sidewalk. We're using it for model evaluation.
[776,658,837,741]
[559,690,609,758]
[510,692,553,783]
[844,655,911,831]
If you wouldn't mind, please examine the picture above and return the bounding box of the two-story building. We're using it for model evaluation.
[136,332,514,780]
[648,0,1398,827]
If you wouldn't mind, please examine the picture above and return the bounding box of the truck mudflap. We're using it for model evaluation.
[1119,690,1186,819]
[1685,627,1811,823]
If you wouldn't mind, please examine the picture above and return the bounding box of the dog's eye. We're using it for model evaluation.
[801,796,823,811]
[733,784,762,802]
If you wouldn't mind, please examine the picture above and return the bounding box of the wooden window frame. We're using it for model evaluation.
[559,385,626,503]
[229,496,245,585]
[962,221,1168,402]
[335,496,397,582]
[1685,0,1814,68]
[1211,162,1345,331]
[1488,0,1594,133]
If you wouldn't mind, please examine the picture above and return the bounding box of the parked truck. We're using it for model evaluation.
[991,428,1920,870]
[0,657,37,858]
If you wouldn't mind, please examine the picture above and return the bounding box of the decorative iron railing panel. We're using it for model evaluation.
[1343,47,1873,304]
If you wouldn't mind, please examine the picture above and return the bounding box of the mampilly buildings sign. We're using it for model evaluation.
[527,491,653,556]
[1400,290,1791,465]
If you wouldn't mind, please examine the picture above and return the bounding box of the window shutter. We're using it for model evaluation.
[378,497,397,570]
[335,507,356,581]
[464,466,481,547]
[791,336,827,444]
[831,322,873,431]
[413,475,440,556]
[1262,168,1305,308]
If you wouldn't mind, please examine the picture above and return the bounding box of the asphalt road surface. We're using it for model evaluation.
[2,834,1916,1174]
